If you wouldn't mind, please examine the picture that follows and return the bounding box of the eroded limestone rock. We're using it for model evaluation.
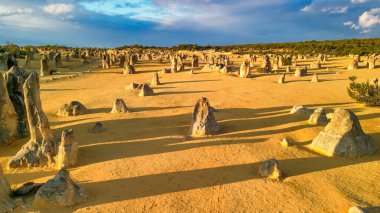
[190,97,220,136]
[310,108,377,157]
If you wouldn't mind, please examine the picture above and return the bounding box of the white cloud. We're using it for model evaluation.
[43,3,74,15]
[0,6,33,16]
[351,0,367,4]
[301,5,312,12]
[344,8,380,33]
[321,6,348,14]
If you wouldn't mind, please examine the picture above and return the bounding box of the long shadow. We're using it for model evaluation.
[155,91,214,96]
[75,154,379,208]
[49,103,354,167]
[40,88,81,92]
[162,79,220,85]
[132,105,192,112]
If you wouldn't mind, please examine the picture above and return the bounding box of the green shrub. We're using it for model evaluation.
[347,76,380,106]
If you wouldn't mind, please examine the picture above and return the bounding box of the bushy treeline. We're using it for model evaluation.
[3,38,380,56]
[117,38,380,55]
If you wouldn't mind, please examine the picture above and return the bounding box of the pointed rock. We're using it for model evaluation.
[123,64,136,74]
[151,72,160,86]
[138,84,154,97]
[110,99,129,113]
[34,168,87,207]
[88,122,105,133]
[308,108,328,125]
[311,73,319,83]
[0,73,18,145]
[278,74,285,84]
[190,97,220,136]
[56,129,78,169]
[8,71,57,168]
[310,108,377,157]
[4,69,28,138]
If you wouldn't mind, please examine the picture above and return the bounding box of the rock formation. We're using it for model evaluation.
[0,73,18,145]
[308,107,328,125]
[170,55,178,73]
[56,129,78,169]
[310,108,377,157]
[289,105,313,115]
[4,67,29,138]
[34,168,87,207]
[190,97,220,136]
[278,74,285,84]
[110,99,129,113]
[151,72,160,86]
[0,167,15,211]
[123,63,136,74]
[8,71,58,168]
[138,84,154,97]
[258,159,282,180]
[294,67,307,77]
[348,59,358,70]
[239,61,251,78]
[54,52,62,68]
[88,122,105,133]
[311,73,319,83]
[40,55,49,76]
[57,101,88,117]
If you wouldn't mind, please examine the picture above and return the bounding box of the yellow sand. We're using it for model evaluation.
[1,55,379,212]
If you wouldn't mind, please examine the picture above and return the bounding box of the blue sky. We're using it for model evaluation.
[0,0,379,47]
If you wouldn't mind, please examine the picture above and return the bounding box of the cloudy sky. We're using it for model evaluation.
[0,0,379,47]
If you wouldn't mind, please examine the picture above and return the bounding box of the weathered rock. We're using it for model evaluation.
[126,83,143,91]
[34,168,87,207]
[138,84,154,97]
[310,61,321,69]
[88,122,105,133]
[13,182,43,196]
[368,58,375,69]
[239,61,251,78]
[348,59,358,70]
[123,63,136,74]
[294,67,307,77]
[56,129,78,169]
[54,52,62,68]
[278,74,285,84]
[40,55,49,76]
[0,73,18,145]
[170,56,178,73]
[289,105,313,115]
[258,159,282,180]
[0,167,15,211]
[190,97,220,136]
[24,53,31,68]
[151,72,160,86]
[57,101,88,117]
[311,73,319,83]
[281,138,294,147]
[110,99,129,113]
[8,71,57,168]
[308,108,328,125]
[310,108,377,157]
[4,70,28,138]
[286,66,291,73]
[348,206,366,213]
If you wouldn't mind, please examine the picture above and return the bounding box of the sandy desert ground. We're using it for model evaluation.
[1,55,379,212]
